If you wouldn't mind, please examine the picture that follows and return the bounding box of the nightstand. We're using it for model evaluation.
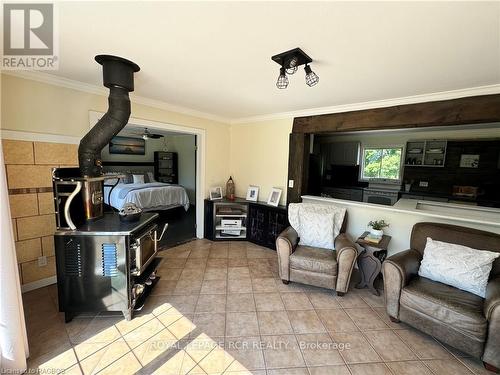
[355,231,391,296]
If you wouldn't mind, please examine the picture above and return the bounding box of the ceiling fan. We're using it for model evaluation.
[129,127,164,140]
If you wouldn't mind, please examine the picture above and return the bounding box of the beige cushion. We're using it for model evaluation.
[401,276,487,341]
[290,246,337,276]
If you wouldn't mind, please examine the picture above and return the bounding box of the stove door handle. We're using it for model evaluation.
[157,223,168,242]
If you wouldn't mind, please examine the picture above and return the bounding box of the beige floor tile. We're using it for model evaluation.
[330,332,381,364]
[161,295,198,315]
[281,293,314,310]
[200,279,227,294]
[151,349,197,374]
[228,258,249,267]
[335,294,369,308]
[79,338,131,374]
[188,248,210,259]
[97,351,142,375]
[159,258,188,268]
[344,308,389,330]
[158,268,183,280]
[307,292,341,309]
[267,368,309,375]
[207,258,228,267]
[261,334,305,369]
[132,328,181,366]
[226,312,260,337]
[185,258,208,268]
[424,359,475,375]
[71,325,122,360]
[386,361,434,374]
[307,365,350,375]
[173,279,203,295]
[257,311,294,335]
[180,268,205,281]
[197,345,234,374]
[204,267,228,280]
[287,310,326,334]
[225,336,266,370]
[166,316,197,341]
[396,328,453,360]
[459,357,497,375]
[296,333,344,366]
[27,347,78,373]
[114,313,157,336]
[228,267,251,279]
[358,290,385,308]
[184,334,221,362]
[254,293,285,311]
[122,317,165,348]
[372,307,407,329]
[316,309,358,333]
[349,362,392,375]
[151,280,178,296]
[209,246,229,259]
[252,278,278,293]
[196,294,226,313]
[228,277,253,294]
[192,313,226,337]
[226,293,256,312]
[363,330,417,362]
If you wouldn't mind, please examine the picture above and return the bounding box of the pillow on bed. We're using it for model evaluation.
[147,172,156,183]
[120,174,132,184]
[133,174,145,184]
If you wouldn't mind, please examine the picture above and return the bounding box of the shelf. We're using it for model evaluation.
[215,214,247,218]
[216,226,247,231]
[404,164,444,168]
[216,234,246,239]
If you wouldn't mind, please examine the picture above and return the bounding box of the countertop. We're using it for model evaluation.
[302,195,500,228]
[55,212,159,236]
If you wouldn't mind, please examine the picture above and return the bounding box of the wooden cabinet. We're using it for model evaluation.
[154,151,178,183]
[323,142,360,166]
[405,140,447,167]
[204,199,288,250]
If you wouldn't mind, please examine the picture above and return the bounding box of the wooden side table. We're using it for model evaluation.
[355,232,391,296]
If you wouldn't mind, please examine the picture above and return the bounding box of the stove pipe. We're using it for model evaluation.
[78,55,140,177]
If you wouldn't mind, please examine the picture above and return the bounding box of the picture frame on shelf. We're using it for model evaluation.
[246,186,259,201]
[267,188,282,207]
[209,186,223,200]
[460,154,480,168]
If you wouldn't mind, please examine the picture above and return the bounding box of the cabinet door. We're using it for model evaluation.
[247,205,266,245]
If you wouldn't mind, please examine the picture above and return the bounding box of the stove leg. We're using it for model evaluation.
[64,312,74,323]
[123,309,132,321]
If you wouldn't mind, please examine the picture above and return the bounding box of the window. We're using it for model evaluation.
[361,146,403,182]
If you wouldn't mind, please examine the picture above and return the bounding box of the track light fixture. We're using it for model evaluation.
[271,47,319,89]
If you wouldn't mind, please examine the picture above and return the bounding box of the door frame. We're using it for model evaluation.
[89,111,206,238]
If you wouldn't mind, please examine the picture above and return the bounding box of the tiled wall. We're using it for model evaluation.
[3,139,78,285]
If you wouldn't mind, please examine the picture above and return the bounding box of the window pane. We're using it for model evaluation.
[363,149,382,178]
[380,148,402,180]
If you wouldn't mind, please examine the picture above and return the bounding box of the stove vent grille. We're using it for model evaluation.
[102,243,118,277]
[64,241,82,277]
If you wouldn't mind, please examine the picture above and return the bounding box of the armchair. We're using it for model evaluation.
[276,203,358,296]
[382,222,500,372]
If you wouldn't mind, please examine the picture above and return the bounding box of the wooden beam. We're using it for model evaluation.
[287,133,310,204]
[292,94,500,134]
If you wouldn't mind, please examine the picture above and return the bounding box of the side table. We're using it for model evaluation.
[355,232,391,296]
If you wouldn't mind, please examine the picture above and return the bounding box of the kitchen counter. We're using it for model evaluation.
[302,195,500,228]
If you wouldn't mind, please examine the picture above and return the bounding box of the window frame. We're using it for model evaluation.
[359,144,405,184]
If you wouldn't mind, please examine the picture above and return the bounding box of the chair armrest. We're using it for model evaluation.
[382,249,422,319]
[334,233,358,294]
[276,226,299,282]
[483,277,500,369]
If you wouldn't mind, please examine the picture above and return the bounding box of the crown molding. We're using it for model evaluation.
[2,70,231,124]
[230,84,500,125]
[4,70,500,127]
[0,129,81,144]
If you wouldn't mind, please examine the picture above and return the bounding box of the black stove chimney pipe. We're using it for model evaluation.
[78,55,140,177]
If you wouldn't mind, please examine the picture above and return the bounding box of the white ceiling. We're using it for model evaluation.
[48,2,500,121]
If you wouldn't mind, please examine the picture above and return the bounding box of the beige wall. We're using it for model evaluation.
[229,119,293,205]
[1,74,231,193]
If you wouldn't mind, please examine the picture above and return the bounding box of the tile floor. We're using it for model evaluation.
[23,240,494,375]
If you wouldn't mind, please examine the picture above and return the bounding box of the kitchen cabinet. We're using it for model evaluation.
[323,142,360,166]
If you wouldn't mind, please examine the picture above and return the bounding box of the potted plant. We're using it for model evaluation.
[368,220,389,237]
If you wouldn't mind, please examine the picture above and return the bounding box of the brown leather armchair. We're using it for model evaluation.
[382,222,500,372]
[276,212,358,296]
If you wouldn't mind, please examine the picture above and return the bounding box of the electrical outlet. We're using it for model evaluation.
[288,180,294,188]
[38,256,47,267]
[419,181,429,188]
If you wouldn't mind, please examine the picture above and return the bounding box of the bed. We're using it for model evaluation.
[104,182,190,212]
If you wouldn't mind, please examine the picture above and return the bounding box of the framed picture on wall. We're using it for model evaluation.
[460,154,480,168]
[209,187,223,200]
[267,188,282,207]
[109,136,145,155]
[246,186,259,201]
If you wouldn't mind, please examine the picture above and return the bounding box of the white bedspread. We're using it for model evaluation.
[104,183,190,211]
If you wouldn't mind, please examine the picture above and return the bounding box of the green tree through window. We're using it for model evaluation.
[362,147,402,180]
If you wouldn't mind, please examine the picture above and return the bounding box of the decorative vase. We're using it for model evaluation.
[226,176,235,201]
[370,228,384,237]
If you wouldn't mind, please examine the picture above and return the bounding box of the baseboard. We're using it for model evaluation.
[21,276,57,293]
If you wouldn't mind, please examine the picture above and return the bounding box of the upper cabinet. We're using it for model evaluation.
[323,141,360,166]
[405,140,447,167]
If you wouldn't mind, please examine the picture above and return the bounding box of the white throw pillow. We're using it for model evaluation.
[147,172,156,183]
[288,203,346,250]
[418,237,500,298]
[132,174,145,184]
